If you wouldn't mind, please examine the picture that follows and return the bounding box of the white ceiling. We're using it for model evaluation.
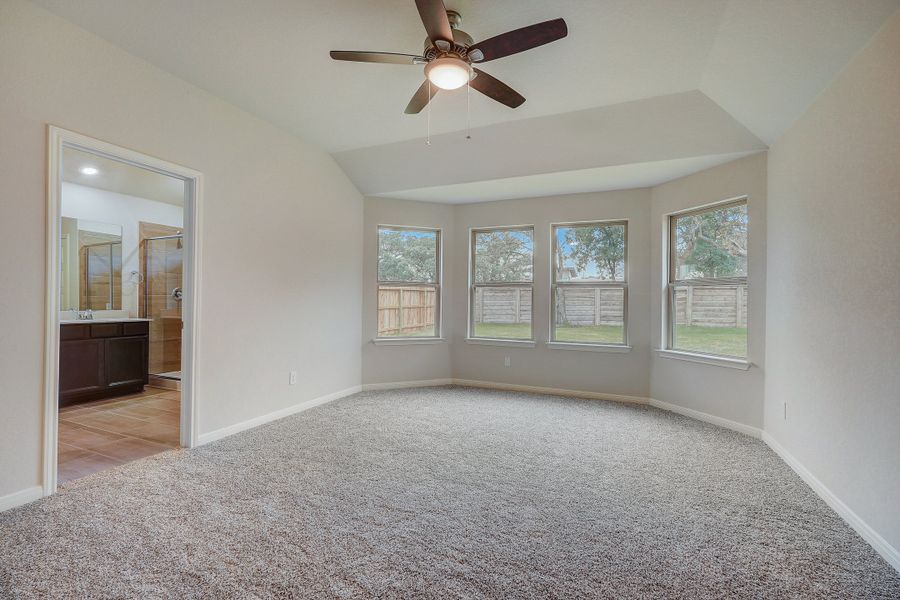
[63,147,185,206]
[336,91,766,195]
[380,152,761,204]
[35,0,899,203]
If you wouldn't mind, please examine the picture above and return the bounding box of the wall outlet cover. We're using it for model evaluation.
[289,371,298,385]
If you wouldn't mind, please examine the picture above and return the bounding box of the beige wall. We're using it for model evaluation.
[365,167,769,415]
[449,190,652,398]
[766,11,900,552]
[650,153,767,428]
[362,197,454,384]
[0,0,363,499]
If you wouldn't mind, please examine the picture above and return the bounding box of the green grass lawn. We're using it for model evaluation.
[473,322,533,339]
[383,322,746,357]
[674,325,746,357]
[473,323,623,344]
[554,325,624,344]
[470,322,747,357]
[379,326,437,338]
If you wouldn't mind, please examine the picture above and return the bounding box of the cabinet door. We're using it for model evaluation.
[59,339,106,396]
[106,337,149,388]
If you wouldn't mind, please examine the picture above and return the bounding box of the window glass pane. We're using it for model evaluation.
[673,204,747,280]
[555,223,625,282]
[377,285,437,337]
[473,287,532,339]
[378,228,437,283]
[473,229,533,283]
[672,284,747,357]
[554,286,624,344]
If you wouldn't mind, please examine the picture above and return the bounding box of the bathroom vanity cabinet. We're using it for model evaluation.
[59,320,150,407]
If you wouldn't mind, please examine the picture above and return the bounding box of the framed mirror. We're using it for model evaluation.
[60,217,123,311]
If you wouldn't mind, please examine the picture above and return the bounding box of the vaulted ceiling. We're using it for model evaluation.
[34,0,900,202]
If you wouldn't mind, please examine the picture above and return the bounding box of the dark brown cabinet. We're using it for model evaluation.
[59,321,149,407]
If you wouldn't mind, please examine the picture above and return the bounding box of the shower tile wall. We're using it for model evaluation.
[143,230,182,376]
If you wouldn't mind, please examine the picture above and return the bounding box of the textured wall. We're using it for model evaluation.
[766,11,900,553]
[649,153,767,428]
[362,197,455,385]
[451,190,652,398]
[0,0,363,500]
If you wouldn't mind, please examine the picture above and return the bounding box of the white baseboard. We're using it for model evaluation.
[0,485,43,513]
[361,379,454,392]
[363,378,646,405]
[648,398,763,439]
[196,385,362,446]
[454,379,649,405]
[763,432,900,573]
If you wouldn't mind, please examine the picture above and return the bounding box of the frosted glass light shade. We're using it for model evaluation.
[425,57,470,90]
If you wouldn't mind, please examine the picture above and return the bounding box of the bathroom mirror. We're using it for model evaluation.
[60,217,124,311]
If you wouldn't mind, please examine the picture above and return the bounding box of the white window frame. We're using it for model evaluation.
[467,225,535,345]
[375,225,442,342]
[550,220,629,349]
[663,197,749,365]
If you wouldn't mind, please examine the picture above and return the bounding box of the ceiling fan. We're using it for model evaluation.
[330,0,568,114]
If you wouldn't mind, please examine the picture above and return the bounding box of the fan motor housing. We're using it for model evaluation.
[423,10,473,54]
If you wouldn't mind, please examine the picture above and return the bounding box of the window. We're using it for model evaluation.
[552,221,627,345]
[470,226,534,340]
[376,226,440,339]
[667,199,748,358]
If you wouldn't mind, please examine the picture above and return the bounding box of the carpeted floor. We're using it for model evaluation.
[1,386,898,599]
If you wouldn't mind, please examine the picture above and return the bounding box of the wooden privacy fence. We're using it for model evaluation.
[475,288,532,324]
[474,287,625,326]
[675,285,747,328]
[556,287,624,326]
[378,286,436,336]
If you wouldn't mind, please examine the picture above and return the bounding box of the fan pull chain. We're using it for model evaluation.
[426,80,432,146]
[466,67,472,140]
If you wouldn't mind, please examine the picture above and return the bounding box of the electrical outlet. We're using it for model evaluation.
[504,356,511,368]
[289,371,298,385]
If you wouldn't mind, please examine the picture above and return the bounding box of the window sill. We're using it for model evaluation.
[546,342,631,353]
[656,349,750,370]
[465,338,536,348]
[372,338,446,346]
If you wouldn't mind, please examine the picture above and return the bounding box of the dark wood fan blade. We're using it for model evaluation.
[415,0,453,45]
[469,18,568,62]
[405,80,439,114]
[470,69,525,109]
[330,51,424,65]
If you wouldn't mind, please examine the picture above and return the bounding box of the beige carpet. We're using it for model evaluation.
[1,386,898,599]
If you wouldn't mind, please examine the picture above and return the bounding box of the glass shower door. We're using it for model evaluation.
[143,236,183,380]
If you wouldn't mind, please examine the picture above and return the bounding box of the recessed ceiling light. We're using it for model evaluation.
[80,166,99,175]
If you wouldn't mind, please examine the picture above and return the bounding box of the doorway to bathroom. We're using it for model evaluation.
[44,127,202,494]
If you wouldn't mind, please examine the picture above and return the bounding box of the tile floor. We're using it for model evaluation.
[58,387,180,484]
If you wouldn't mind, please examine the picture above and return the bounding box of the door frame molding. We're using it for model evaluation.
[44,126,204,495]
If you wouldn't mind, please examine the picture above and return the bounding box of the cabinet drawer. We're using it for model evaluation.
[60,324,89,341]
[91,323,123,338]
[123,321,149,336]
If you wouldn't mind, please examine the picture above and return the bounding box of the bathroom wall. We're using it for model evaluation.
[62,182,183,317]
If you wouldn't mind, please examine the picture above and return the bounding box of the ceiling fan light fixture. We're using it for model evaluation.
[425,57,470,90]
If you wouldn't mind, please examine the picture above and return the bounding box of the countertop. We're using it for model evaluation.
[60,318,152,325]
